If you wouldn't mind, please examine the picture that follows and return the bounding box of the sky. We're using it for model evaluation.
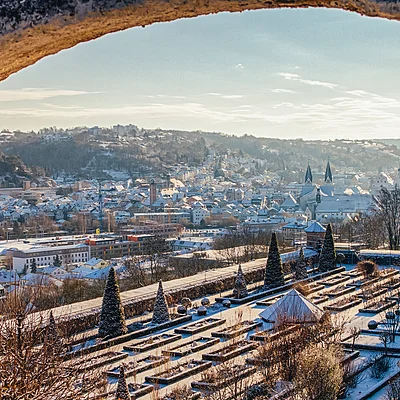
[0,8,399,140]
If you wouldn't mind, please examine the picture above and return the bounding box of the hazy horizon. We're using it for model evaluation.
[0,8,399,140]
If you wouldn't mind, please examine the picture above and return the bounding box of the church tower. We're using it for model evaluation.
[305,163,313,185]
[324,160,333,184]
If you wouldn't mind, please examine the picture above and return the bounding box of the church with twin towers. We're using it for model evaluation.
[292,160,374,223]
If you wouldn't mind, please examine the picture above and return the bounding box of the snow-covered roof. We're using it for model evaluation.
[85,257,105,267]
[281,193,298,208]
[70,266,95,277]
[259,289,324,323]
[37,266,67,275]
[0,270,19,283]
[304,221,326,233]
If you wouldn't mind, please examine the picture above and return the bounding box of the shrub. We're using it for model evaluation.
[293,282,310,296]
[357,260,379,280]
[384,378,400,400]
[370,356,392,379]
[294,344,343,400]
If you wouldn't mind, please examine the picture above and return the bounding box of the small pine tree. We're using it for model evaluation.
[46,311,59,340]
[264,233,285,289]
[152,280,170,325]
[31,259,37,274]
[98,267,127,338]
[53,255,62,267]
[115,365,130,400]
[318,223,337,272]
[233,264,248,299]
[43,311,62,353]
[294,248,308,281]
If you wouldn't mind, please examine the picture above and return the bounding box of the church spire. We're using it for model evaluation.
[324,160,333,184]
[305,163,313,184]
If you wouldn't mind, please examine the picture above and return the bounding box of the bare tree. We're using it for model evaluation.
[377,185,400,250]
[0,304,106,399]
[384,376,400,400]
[292,344,343,400]
[142,236,169,283]
[122,256,149,289]
[200,360,256,400]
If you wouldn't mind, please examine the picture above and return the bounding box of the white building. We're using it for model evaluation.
[12,244,90,273]
[315,193,375,222]
[191,202,210,225]
[370,172,394,195]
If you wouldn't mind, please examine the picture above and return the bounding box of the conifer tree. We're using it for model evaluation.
[233,264,248,299]
[152,280,170,324]
[46,311,59,341]
[115,365,130,400]
[31,259,37,273]
[53,255,62,267]
[43,311,63,356]
[264,232,285,289]
[294,247,308,281]
[318,223,337,272]
[98,267,127,338]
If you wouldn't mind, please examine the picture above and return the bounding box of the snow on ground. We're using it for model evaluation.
[63,264,400,399]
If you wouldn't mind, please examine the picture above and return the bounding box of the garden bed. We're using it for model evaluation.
[360,300,397,314]
[341,349,360,364]
[383,277,400,291]
[325,284,355,298]
[161,392,201,400]
[304,282,326,294]
[106,355,169,378]
[309,294,329,305]
[357,287,387,300]
[202,340,257,362]
[126,316,152,332]
[162,337,220,357]
[320,275,350,286]
[124,333,181,352]
[64,314,192,360]
[256,296,282,307]
[145,359,212,385]
[358,368,400,400]
[67,351,128,372]
[250,324,299,342]
[346,276,381,288]
[324,296,362,312]
[93,383,154,399]
[347,269,399,289]
[342,270,363,278]
[211,320,263,339]
[191,364,257,391]
[215,266,346,305]
[175,318,225,335]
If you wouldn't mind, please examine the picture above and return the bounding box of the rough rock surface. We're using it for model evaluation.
[0,0,399,82]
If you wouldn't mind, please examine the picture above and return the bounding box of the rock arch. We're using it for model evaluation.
[0,0,399,82]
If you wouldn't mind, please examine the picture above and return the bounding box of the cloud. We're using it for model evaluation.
[272,102,295,109]
[0,102,242,123]
[146,94,186,99]
[2,87,398,139]
[234,63,245,70]
[269,89,297,94]
[279,72,338,89]
[0,88,94,102]
[203,93,244,99]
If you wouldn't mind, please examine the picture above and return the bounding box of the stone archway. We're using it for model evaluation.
[0,0,399,82]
